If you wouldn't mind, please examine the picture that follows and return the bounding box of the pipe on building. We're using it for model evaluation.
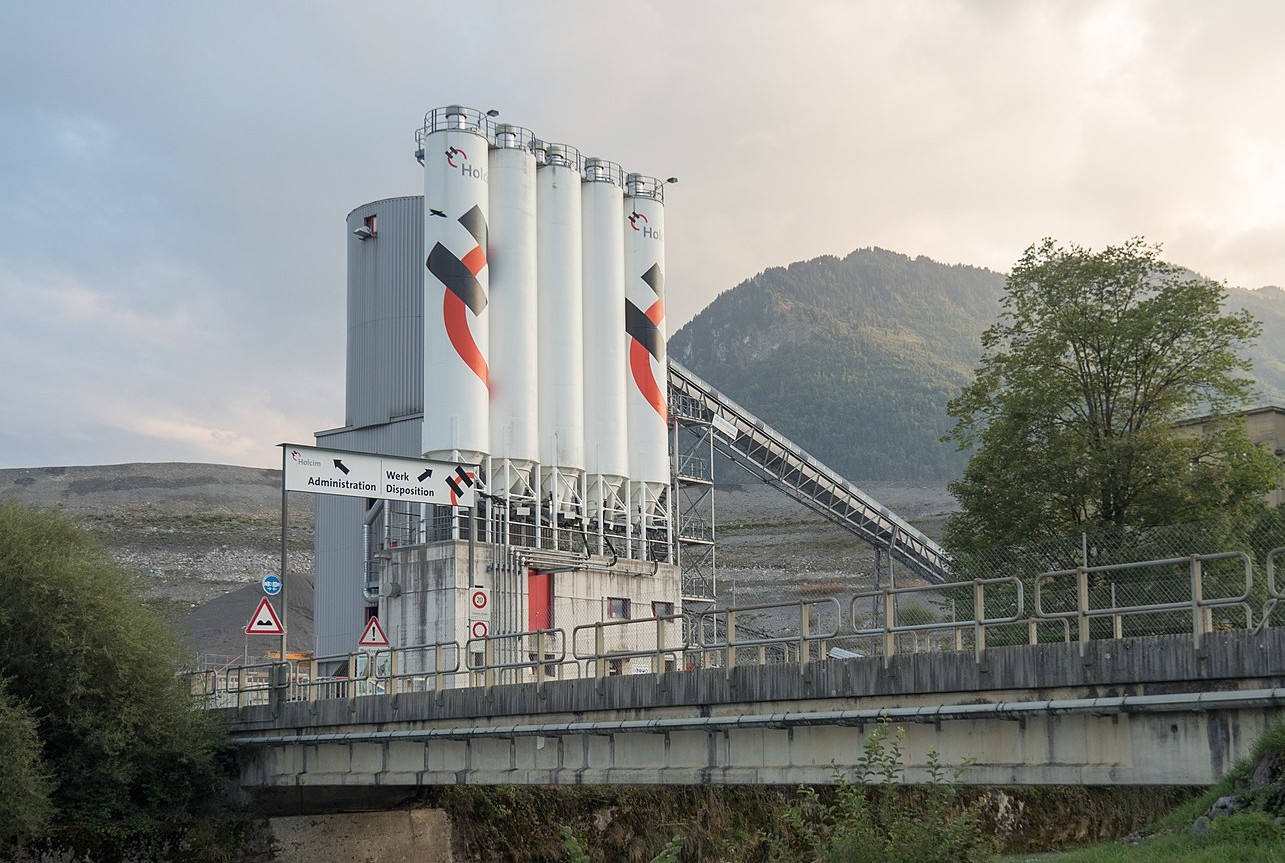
[362,499,386,603]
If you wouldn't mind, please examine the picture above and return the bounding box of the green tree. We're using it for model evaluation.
[0,500,230,857]
[944,238,1280,558]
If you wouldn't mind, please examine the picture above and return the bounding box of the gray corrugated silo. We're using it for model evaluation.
[344,196,425,426]
[314,197,426,658]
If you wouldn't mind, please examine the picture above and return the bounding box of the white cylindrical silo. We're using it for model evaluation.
[487,124,540,500]
[624,173,670,533]
[421,105,491,465]
[536,143,586,522]
[581,158,629,546]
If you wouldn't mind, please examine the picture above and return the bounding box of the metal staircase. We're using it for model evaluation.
[668,359,950,584]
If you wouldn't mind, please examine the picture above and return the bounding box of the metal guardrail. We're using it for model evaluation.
[465,629,568,686]
[373,641,462,694]
[190,550,1279,707]
[850,576,1025,666]
[695,598,840,673]
[1036,551,1254,653]
[571,614,686,678]
[1257,547,1285,630]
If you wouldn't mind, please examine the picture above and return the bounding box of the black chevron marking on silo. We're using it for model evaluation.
[457,205,488,248]
[625,299,663,360]
[426,244,487,313]
[641,263,663,296]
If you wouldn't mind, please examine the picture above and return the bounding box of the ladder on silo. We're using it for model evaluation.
[667,359,950,585]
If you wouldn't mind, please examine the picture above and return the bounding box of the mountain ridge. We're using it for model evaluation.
[672,246,1285,483]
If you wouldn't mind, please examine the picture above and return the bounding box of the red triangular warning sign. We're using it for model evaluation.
[245,597,284,635]
[358,616,389,648]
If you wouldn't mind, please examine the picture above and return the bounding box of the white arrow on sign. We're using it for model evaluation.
[282,443,476,507]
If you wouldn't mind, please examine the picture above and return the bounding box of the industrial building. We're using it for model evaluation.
[311,107,684,682]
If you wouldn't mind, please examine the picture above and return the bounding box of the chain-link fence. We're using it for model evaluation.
[947,509,1285,636]
[813,510,1285,660]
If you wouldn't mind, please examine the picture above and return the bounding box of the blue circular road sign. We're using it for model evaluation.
[261,573,283,596]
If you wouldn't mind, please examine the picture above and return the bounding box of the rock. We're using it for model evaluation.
[1252,751,1285,788]
[1192,816,1211,835]
[1207,795,1239,818]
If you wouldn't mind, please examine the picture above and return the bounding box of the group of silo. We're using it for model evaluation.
[418,105,670,557]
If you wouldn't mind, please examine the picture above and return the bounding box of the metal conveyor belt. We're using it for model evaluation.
[668,359,950,584]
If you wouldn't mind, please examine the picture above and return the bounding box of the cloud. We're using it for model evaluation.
[1,0,1283,468]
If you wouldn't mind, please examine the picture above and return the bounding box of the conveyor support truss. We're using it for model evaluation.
[667,359,950,584]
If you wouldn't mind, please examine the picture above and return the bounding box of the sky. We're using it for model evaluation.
[3,0,1284,470]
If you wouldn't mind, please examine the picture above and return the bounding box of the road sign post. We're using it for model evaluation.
[279,446,288,662]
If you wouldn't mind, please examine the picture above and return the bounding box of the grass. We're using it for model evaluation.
[1004,821,1285,861]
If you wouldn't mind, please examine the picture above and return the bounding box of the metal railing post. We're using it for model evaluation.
[1077,567,1090,655]
[1191,556,1206,650]
[973,579,987,663]
[726,609,738,675]
[882,590,896,666]
[484,637,495,688]
[595,622,606,679]
[653,616,664,676]
[799,601,811,671]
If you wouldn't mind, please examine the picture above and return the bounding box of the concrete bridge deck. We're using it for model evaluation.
[227,627,1285,805]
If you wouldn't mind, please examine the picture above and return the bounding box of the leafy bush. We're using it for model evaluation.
[0,501,233,858]
[762,720,994,863]
[0,676,55,845]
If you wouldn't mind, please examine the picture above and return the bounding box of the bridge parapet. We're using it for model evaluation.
[226,628,1285,796]
[193,548,1283,708]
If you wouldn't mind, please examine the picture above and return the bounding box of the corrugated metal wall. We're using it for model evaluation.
[313,494,367,658]
[345,197,425,427]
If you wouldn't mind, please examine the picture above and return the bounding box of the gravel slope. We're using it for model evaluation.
[1,463,956,660]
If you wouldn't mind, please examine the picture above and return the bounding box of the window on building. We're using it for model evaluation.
[363,214,377,234]
[652,600,674,618]
[607,597,631,619]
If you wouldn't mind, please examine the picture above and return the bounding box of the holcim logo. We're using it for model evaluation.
[629,211,661,240]
[445,146,485,180]
[290,450,322,467]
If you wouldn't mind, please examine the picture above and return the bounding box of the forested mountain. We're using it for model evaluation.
[670,247,1285,483]
[1228,285,1285,405]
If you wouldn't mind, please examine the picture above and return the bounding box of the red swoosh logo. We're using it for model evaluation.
[444,292,489,388]
[629,299,666,421]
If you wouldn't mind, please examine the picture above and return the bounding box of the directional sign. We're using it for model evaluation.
[469,588,491,620]
[358,616,390,648]
[281,443,476,507]
[245,597,284,635]
[261,573,282,596]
